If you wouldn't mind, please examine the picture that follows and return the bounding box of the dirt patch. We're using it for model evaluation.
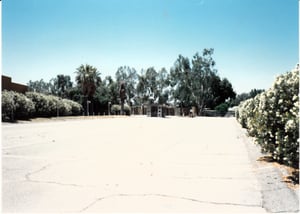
[257,155,299,189]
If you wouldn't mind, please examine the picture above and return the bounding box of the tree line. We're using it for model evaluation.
[27,49,243,115]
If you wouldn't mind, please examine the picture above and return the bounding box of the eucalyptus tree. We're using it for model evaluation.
[145,67,158,102]
[191,48,218,114]
[105,75,119,105]
[51,74,73,98]
[156,67,170,104]
[27,79,52,94]
[115,66,138,106]
[136,70,148,105]
[169,55,193,109]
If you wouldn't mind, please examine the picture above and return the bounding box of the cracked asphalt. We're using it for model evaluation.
[2,116,298,212]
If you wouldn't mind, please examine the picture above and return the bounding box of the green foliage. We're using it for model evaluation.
[215,102,229,116]
[63,99,83,116]
[2,90,16,121]
[115,66,138,105]
[26,92,52,117]
[27,79,52,94]
[50,74,73,97]
[231,89,264,107]
[2,90,35,121]
[14,92,35,119]
[2,91,82,121]
[26,49,236,115]
[237,69,299,167]
[170,49,236,113]
[111,104,131,115]
[75,64,101,99]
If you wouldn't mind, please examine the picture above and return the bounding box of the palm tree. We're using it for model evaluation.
[75,64,101,115]
[75,64,101,99]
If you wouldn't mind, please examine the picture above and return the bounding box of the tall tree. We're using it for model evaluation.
[27,79,52,94]
[75,64,101,115]
[136,67,158,105]
[115,66,138,106]
[136,70,148,105]
[169,55,192,109]
[75,64,101,99]
[105,75,119,105]
[157,67,170,104]
[191,49,218,114]
[51,74,73,98]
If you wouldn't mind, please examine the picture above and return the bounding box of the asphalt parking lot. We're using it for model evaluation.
[2,116,298,212]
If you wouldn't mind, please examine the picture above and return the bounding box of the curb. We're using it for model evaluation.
[235,120,299,212]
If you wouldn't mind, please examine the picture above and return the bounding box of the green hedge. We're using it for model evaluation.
[2,91,83,121]
[237,69,299,167]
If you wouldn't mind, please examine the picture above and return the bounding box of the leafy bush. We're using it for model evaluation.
[26,92,83,117]
[237,69,299,167]
[111,104,131,115]
[64,99,82,116]
[26,92,50,117]
[2,91,83,121]
[14,92,35,119]
[2,90,35,121]
[215,102,229,116]
[111,104,121,115]
[2,90,16,121]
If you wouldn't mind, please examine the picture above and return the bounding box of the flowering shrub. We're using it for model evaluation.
[2,90,16,121]
[26,92,50,117]
[2,90,35,121]
[111,104,131,115]
[2,91,83,121]
[26,92,83,117]
[237,69,299,167]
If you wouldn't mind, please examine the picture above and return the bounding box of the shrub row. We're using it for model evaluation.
[236,69,299,167]
[2,91,83,121]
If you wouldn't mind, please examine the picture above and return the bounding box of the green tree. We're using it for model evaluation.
[75,64,101,115]
[115,66,138,106]
[27,79,52,94]
[136,70,148,105]
[75,64,101,99]
[210,77,236,108]
[51,74,73,98]
[231,89,264,106]
[169,55,192,110]
[105,76,119,105]
[157,67,170,104]
[136,67,158,105]
[191,49,218,114]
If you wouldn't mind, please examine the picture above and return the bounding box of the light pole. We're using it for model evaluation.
[87,100,91,116]
[57,98,60,117]
[108,102,111,115]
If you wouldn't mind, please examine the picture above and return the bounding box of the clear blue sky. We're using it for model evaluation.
[2,0,299,94]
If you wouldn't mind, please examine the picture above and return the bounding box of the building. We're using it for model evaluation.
[2,75,28,94]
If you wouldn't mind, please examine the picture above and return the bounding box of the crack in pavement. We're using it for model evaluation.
[79,193,263,212]
[25,163,92,188]
[173,176,250,180]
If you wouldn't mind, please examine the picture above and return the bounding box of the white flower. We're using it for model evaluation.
[285,119,295,132]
